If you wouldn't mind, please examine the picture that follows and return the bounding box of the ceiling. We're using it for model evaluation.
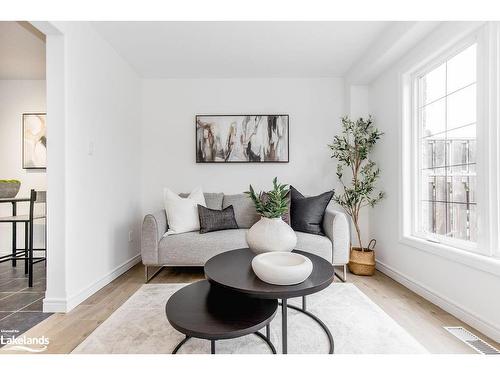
[92,21,391,78]
[0,21,46,80]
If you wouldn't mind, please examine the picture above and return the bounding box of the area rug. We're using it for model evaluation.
[72,283,427,354]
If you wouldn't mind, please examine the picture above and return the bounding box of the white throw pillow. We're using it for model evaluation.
[163,187,206,234]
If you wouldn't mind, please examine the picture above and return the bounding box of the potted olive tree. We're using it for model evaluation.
[328,116,384,276]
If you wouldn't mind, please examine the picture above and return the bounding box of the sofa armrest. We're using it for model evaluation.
[322,205,350,265]
[141,210,167,265]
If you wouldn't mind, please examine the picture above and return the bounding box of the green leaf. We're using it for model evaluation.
[245,177,290,219]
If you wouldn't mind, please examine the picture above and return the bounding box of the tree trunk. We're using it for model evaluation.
[352,213,364,251]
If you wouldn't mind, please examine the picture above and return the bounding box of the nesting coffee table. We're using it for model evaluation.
[166,280,277,354]
[166,248,335,354]
[205,248,335,354]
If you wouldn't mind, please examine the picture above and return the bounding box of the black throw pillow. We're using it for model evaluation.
[290,186,334,235]
[198,204,239,234]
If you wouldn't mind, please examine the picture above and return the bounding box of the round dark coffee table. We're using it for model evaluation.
[166,280,278,354]
[205,248,335,354]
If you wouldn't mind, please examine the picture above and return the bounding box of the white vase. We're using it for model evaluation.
[246,217,297,254]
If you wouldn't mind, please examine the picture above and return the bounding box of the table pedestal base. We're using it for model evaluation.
[172,325,276,354]
[280,297,334,354]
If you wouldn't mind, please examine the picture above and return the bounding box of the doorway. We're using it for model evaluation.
[0,21,50,343]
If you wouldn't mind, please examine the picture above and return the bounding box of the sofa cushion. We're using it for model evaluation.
[290,186,334,235]
[295,231,333,263]
[158,229,248,265]
[222,194,260,229]
[198,204,238,234]
[180,192,223,210]
[164,187,206,234]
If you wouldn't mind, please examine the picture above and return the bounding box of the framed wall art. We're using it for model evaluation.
[23,113,47,169]
[196,114,289,163]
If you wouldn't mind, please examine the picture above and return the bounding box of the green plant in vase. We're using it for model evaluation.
[245,177,289,219]
[245,177,296,254]
[0,179,21,199]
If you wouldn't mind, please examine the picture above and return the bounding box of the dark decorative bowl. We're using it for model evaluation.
[0,180,21,199]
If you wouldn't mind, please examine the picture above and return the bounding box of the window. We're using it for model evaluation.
[402,23,500,267]
[413,43,479,250]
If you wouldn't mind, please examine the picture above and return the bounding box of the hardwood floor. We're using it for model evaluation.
[348,271,499,354]
[0,264,498,354]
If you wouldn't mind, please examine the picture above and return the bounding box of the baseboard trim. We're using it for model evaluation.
[376,260,500,343]
[42,297,68,313]
[43,254,141,313]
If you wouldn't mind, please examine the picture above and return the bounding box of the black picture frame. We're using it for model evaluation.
[195,114,290,163]
[22,113,47,170]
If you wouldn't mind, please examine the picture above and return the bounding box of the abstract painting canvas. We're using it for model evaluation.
[23,113,47,169]
[196,115,289,163]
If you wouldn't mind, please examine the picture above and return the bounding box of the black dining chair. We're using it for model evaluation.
[0,189,47,287]
[27,189,47,287]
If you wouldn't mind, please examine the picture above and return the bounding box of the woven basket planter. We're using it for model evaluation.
[348,247,376,276]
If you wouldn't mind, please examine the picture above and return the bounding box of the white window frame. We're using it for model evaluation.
[400,23,500,270]
[414,37,481,253]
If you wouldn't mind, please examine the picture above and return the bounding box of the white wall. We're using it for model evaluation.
[42,22,142,312]
[346,84,371,248]
[0,80,46,254]
[369,22,500,341]
[141,78,345,214]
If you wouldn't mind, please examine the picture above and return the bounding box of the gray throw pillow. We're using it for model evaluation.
[290,186,334,235]
[198,204,239,234]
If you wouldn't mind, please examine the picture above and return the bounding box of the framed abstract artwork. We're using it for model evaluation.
[196,114,289,163]
[23,113,47,169]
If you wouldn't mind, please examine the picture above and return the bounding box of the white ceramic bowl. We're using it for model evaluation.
[251,252,313,285]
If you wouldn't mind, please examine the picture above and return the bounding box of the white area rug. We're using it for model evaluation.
[73,283,427,354]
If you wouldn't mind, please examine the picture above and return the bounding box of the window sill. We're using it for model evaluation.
[399,235,500,277]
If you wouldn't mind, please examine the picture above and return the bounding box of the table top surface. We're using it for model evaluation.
[165,280,277,340]
[0,197,30,203]
[204,248,334,299]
